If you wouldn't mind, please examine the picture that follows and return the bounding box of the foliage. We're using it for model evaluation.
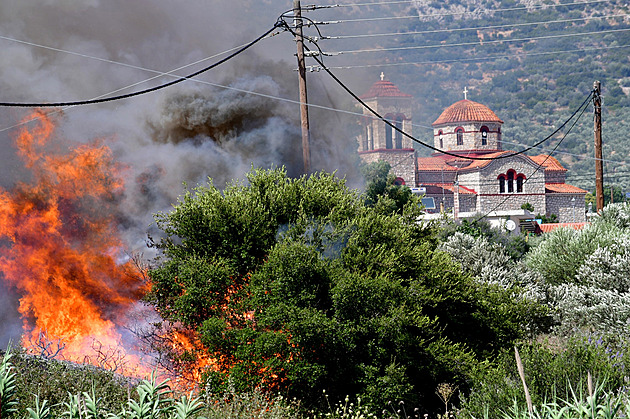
[525,221,629,286]
[0,346,18,417]
[524,204,630,336]
[359,160,414,214]
[0,347,299,419]
[587,187,628,211]
[460,336,630,418]
[147,167,542,414]
[534,213,558,224]
[2,347,132,418]
[439,217,531,261]
[439,233,545,304]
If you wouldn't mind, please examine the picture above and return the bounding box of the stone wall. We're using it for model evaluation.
[434,121,502,153]
[417,171,457,185]
[546,194,586,222]
[359,150,416,186]
[545,171,567,183]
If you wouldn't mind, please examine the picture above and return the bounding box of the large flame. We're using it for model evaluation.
[0,110,146,373]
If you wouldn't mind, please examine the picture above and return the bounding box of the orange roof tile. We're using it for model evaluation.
[360,80,413,99]
[539,223,588,233]
[530,155,567,171]
[455,151,510,170]
[545,183,588,194]
[416,156,458,171]
[432,99,503,126]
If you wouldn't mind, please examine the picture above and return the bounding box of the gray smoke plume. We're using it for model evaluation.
[0,0,373,348]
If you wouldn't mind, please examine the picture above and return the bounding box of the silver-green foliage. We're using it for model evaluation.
[439,232,544,301]
[523,204,630,336]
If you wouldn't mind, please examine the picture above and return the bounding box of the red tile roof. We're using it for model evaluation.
[360,80,413,100]
[539,223,588,233]
[432,99,503,126]
[416,156,458,171]
[530,155,567,171]
[545,183,588,194]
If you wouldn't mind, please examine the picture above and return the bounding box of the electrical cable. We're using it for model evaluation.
[311,0,614,23]
[0,23,283,108]
[330,27,630,55]
[318,43,630,70]
[278,15,595,162]
[323,13,629,40]
[470,89,593,223]
[310,0,417,9]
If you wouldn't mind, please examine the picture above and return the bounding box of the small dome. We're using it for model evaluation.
[432,99,503,126]
[360,80,412,100]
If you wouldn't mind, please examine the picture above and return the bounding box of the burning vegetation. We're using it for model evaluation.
[0,111,146,375]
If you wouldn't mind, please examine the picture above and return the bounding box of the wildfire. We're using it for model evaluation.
[0,110,146,374]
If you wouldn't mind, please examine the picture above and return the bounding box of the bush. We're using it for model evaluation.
[460,336,630,418]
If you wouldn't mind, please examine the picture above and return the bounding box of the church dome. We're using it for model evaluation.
[360,79,412,100]
[432,99,503,126]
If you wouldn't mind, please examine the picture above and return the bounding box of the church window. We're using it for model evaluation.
[455,127,464,146]
[367,125,373,150]
[498,175,506,193]
[516,174,525,193]
[440,137,443,149]
[507,170,515,193]
[385,115,393,149]
[394,116,403,149]
[480,126,489,146]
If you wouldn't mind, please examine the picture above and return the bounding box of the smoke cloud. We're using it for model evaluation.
[0,0,372,348]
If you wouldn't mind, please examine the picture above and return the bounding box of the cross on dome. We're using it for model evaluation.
[463,86,468,100]
[380,72,385,81]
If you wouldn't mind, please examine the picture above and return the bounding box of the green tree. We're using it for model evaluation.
[360,160,414,214]
[147,167,545,414]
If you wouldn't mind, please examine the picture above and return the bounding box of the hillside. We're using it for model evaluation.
[312,0,630,195]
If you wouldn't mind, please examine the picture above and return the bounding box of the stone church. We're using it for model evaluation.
[357,75,587,225]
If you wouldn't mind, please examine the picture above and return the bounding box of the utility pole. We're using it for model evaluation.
[293,0,311,173]
[593,81,604,213]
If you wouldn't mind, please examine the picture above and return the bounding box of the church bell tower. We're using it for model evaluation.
[357,73,416,186]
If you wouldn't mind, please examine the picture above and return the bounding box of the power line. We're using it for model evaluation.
[295,32,595,161]
[0,23,283,107]
[317,43,630,70]
[323,13,629,40]
[471,91,592,222]
[311,0,614,23]
[310,0,416,9]
[329,27,630,55]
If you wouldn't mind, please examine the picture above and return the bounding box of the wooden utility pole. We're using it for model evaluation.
[593,81,604,213]
[293,0,311,173]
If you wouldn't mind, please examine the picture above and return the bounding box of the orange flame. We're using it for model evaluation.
[0,110,146,373]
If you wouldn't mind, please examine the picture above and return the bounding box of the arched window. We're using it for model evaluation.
[438,130,444,149]
[367,125,373,150]
[516,174,525,193]
[480,126,489,146]
[394,116,403,149]
[498,175,506,193]
[385,115,393,149]
[507,170,515,193]
[497,127,502,148]
[455,127,464,146]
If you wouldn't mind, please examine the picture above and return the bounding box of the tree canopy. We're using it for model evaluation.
[146,167,544,413]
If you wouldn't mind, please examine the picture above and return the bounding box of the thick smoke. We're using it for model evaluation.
[0,0,370,348]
